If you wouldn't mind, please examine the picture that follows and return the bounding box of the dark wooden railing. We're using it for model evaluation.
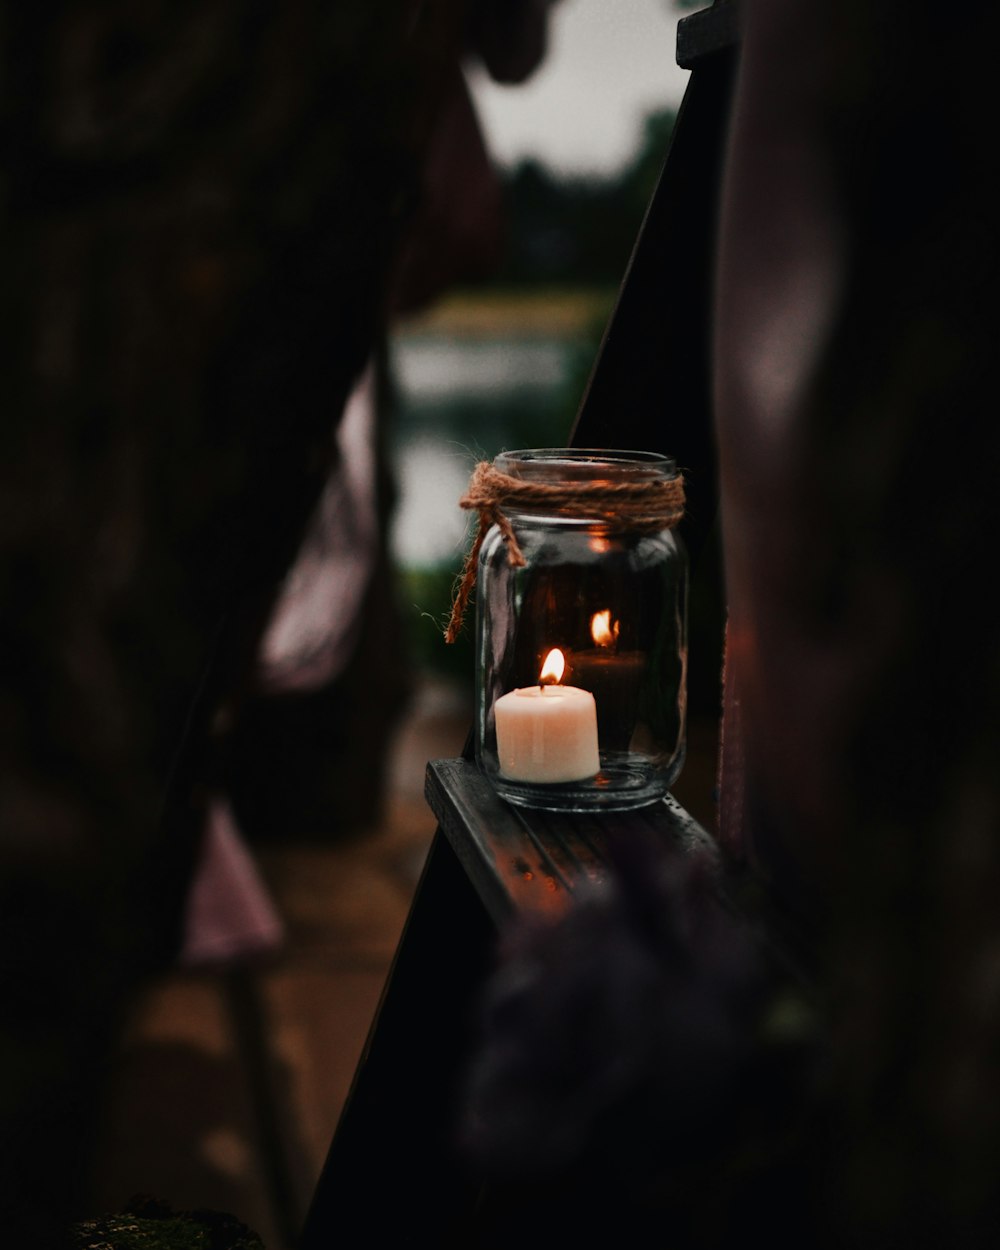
[299,6,749,1245]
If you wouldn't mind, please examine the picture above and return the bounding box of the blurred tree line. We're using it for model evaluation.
[489,107,677,285]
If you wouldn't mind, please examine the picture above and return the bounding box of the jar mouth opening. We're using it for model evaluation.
[495,448,677,482]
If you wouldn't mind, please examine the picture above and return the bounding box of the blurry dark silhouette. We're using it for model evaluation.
[0,1,560,1244]
[215,1,564,846]
[714,0,1000,1241]
[457,831,823,1249]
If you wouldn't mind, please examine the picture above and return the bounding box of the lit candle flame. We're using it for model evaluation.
[590,610,620,649]
[539,648,565,685]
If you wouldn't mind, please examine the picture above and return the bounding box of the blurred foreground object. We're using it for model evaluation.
[716,0,1000,1240]
[0,1,515,1241]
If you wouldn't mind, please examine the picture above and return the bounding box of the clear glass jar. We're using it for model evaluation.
[475,449,687,811]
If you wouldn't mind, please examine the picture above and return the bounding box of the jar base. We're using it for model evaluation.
[488,751,683,813]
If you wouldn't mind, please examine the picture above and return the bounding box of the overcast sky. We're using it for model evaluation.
[466,0,691,177]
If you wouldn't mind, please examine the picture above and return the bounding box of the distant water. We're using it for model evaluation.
[388,332,583,568]
[392,335,570,403]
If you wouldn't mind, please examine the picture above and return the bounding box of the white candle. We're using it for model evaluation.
[494,649,600,784]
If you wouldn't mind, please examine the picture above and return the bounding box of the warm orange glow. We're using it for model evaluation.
[539,648,566,685]
[590,610,620,649]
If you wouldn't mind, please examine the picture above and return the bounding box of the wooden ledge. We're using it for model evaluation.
[424,758,720,927]
[424,757,817,992]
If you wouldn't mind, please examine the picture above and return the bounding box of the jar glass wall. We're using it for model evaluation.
[475,449,687,811]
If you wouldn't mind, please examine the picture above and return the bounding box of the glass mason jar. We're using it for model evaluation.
[475,449,687,811]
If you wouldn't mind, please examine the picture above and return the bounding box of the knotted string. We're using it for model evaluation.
[444,458,685,643]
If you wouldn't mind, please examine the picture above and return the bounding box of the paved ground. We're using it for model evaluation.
[86,675,719,1249]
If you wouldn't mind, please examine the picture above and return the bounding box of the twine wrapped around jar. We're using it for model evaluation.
[444,457,685,643]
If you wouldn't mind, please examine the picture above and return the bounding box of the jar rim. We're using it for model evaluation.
[495,447,677,482]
